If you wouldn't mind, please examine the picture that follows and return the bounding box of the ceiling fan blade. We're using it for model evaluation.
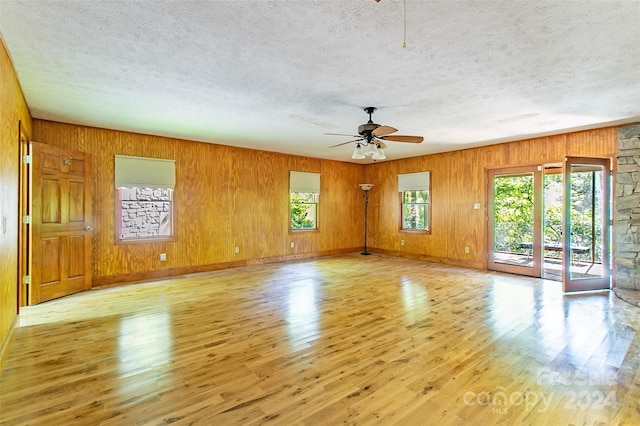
[325,132,359,137]
[381,135,424,143]
[372,125,397,137]
[371,137,389,149]
[329,139,363,148]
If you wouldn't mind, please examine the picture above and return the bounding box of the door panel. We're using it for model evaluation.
[42,152,60,171]
[488,166,543,277]
[69,158,86,175]
[31,142,93,304]
[68,236,85,277]
[41,238,61,284]
[69,181,85,222]
[562,157,611,292]
[42,179,61,223]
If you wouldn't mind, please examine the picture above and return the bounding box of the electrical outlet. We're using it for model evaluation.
[235,246,240,254]
[464,246,470,254]
[159,253,167,261]
[400,240,404,246]
[290,242,295,248]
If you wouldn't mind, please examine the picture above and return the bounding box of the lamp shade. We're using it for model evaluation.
[373,144,386,160]
[352,144,365,159]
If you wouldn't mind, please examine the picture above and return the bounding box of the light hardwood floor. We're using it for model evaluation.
[1,254,639,425]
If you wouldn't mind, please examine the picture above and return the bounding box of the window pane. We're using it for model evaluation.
[402,202,428,230]
[290,192,318,229]
[493,174,533,256]
[291,192,316,203]
[404,190,429,203]
[119,187,173,240]
[291,203,316,229]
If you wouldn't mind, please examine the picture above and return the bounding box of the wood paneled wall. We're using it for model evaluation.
[364,128,618,268]
[0,37,32,367]
[32,120,366,284]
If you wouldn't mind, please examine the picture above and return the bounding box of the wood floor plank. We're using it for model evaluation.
[1,253,639,425]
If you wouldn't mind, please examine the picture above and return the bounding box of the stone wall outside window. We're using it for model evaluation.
[119,187,172,240]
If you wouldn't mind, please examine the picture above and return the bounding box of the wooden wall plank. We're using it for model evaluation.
[567,127,617,157]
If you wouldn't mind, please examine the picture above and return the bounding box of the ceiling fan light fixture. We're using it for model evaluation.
[373,144,387,160]
[352,144,365,159]
[328,107,423,161]
[373,144,386,160]
[365,143,378,157]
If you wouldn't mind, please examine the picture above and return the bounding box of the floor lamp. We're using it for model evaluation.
[359,184,373,255]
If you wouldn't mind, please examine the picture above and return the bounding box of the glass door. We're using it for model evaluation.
[562,157,611,292]
[542,166,564,281]
[488,166,543,277]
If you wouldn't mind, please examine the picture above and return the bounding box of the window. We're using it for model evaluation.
[115,155,175,241]
[290,171,320,230]
[399,171,431,231]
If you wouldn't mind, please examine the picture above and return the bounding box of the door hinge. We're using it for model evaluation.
[22,275,31,285]
[22,215,32,224]
[22,155,32,164]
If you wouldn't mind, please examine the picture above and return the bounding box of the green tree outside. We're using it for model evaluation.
[494,171,603,262]
[290,192,316,229]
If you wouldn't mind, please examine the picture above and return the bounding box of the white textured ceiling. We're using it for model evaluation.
[1,1,639,163]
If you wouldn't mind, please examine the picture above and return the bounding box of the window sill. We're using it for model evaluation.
[116,236,176,245]
[400,229,431,235]
[289,228,320,234]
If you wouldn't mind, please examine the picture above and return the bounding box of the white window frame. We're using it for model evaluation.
[398,171,431,232]
[289,171,320,231]
[115,155,176,242]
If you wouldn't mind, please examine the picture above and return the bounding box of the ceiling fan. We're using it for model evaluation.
[327,107,423,160]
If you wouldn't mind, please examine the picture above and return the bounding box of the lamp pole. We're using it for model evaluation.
[359,184,374,255]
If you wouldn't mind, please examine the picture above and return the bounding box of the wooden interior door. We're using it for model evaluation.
[30,142,93,304]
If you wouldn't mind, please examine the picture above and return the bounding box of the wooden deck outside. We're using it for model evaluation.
[1,254,639,425]
[493,252,603,281]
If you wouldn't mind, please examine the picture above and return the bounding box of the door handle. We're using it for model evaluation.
[85,225,94,231]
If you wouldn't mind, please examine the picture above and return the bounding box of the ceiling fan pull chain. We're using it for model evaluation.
[402,0,407,48]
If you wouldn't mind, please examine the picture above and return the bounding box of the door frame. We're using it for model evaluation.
[17,122,30,309]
